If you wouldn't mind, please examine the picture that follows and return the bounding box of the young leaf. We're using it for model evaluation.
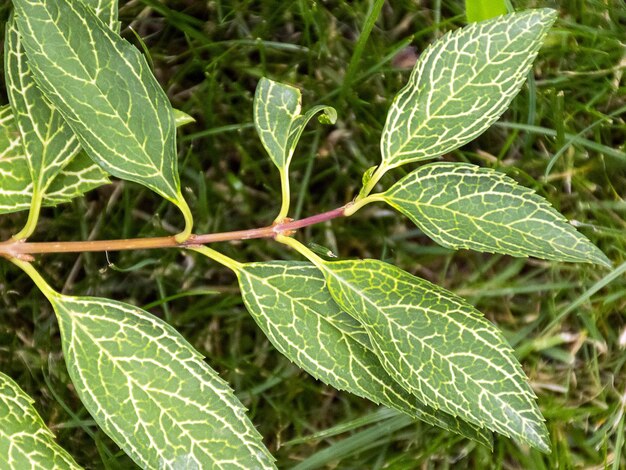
[48,294,276,469]
[254,77,335,220]
[318,258,549,453]
[254,77,302,170]
[382,162,610,266]
[285,104,337,162]
[0,371,82,469]
[466,0,507,23]
[238,261,493,447]
[0,106,109,215]
[255,78,337,171]
[380,9,557,170]
[12,0,193,237]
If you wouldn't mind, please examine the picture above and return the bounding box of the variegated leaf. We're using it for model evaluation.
[173,108,195,128]
[238,261,492,447]
[48,294,276,469]
[5,13,82,202]
[254,78,301,170]
[0,105,32,213]
[0,371,82,469]
[380,9,556,169]
[12,0,191,223]
[4,1,118,235]
[254,77,336,172]
[383,162,610,266]
[45,152,111,205]
[318,258,549,452]
[85,0,119,31]
[0,106,109,215]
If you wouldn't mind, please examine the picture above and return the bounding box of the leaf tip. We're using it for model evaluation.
[526,8,559,33]
[592,250,612,269]
[528,424,552,454]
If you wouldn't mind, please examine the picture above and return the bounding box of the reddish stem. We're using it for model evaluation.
[0,204,351,258]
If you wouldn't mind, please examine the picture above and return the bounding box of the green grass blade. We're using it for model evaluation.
[292,414,414,470]
[319,258,549,452]
[465,0,507,23]
[12,0,189,218]
[0,371,82,469]
[380,9,557,170]
[543,261,626,334]
[496,121,626,164]
[382,162,610,266]
[48,294,275,469]
[341,0,385,97]
[238,261,492,448]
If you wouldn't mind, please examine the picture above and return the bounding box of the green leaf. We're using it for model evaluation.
[254,77,302,170]
[285,104,337,162]
[254,77,336,172]
[0,104,189,217]
[383,162,610,266]
[466,0,507,23]
[45,152,111,205]
[12,0,189,216]
[0,106,109,215]
[84,0,119,31]
[254,77,336,221]
[0,105,33,214]
[48,294,276,469]
[3,1,118,237]
[318,258,550,452]
[238,261,492,447]
[5,13,81,200]
[0,371,82,469]
[380,9,557,170]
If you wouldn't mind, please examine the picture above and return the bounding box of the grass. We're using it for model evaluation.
[1,0,625,468]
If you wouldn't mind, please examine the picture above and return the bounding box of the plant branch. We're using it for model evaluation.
[0,204,351,258]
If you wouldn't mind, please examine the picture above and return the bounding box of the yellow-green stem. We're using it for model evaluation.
[12,192,43,241]
[174,195,194,243]
[274,167,291,223]
[275,234,326,270]
[344,193,386,217]
[9,257,59,301]
[188,245,243,273]
[357,164,387,201]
